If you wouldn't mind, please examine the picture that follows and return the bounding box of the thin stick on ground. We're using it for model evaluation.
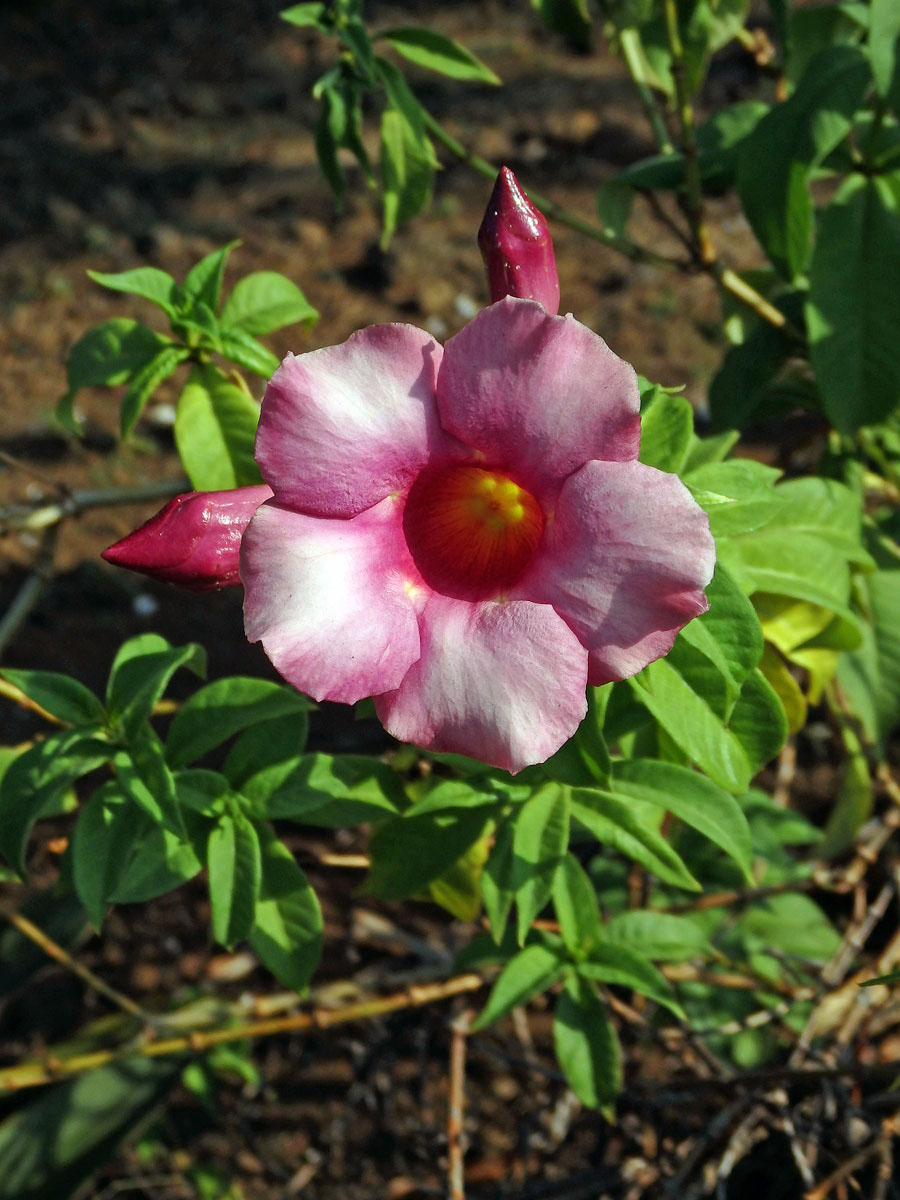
[0,526,58,658]
[0,972,485,1092]
[0,902,150,1024]
[448,1008,473,1200]
[0,478,189,534]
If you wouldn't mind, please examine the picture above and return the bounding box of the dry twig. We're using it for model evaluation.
[448,1009,473,1200]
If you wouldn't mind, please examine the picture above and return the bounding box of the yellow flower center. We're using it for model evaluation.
[403,465,544,599]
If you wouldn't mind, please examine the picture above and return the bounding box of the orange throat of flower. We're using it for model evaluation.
[403,464,544,599]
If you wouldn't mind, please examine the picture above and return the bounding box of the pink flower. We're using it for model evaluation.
[478,166,560,315]
[241,298,715,773]
[103,485,272,592]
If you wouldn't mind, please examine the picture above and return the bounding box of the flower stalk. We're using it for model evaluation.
[661,0,716,267]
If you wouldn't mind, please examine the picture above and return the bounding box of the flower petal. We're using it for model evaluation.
[436,298,640,498]
[241,496,421,703]
[375,595,588,773]
[518,460,715,684]
[256,324,452,517]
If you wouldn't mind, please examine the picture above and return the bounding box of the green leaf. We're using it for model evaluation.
[106,633,206,737]
[737,892,840,960]
[217,328,280,378]
[280,3,327,28]
[596,179,634,242]
[481,818,515,944]
[579,941,684,1017]
[249,752,404,825]
[707,306,798,433]
[681,563,763,701]
[837,527,900,754]
[379,26,499,83]
[0,668,105,727]
[0,730,111,874]
[339,16,376,80]
[249,827,323,991]
[366,808,491,899]
[72,784,145,928]
[553,975,621,1109]
[172,300,221,349]
[113,727,185,835]
[0,1056,180,1200]
[820,735,871,857]
[119,343,191,437]
[629,660,753,792]
[220,271,318,336]
[570,787,700,891]
[66,319,172,392]
[736,45,870,278]
[405,777,506,816]
[174,365,263,490]
[531,0,592,50]
[376,58,436,245]
[552,854,601,956]
[217,715,307,809]
[605,910,710,960]
[682,428,740,472]
[379,106,434,247]
[717,527,858,627]
[183,241,240,313]
[612,759,753,879]
[513,784,571,942]
[107,820,203,903]
[175,768,233,815]
[807,174,900,432]
[685,458,782,538]
[87,267,178,315]
[639,390,693,474]
[208,811,262,948]
[472,942,565,1029]
[726,667,788,776]
[315,87,348,206]
[787,3,867,85]
[869,0,900,101]
[427,832,491,921]
[743,475,869,565]
[166,677,310,769]
[620,101,769,194]
[540,687,612,790]
[774,477,872,564]
[313,70,373,208]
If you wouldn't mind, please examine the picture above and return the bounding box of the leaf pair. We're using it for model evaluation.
[61,245,317,476]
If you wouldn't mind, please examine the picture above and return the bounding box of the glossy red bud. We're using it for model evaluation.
[477,166,560,315]
[102,485,273,592]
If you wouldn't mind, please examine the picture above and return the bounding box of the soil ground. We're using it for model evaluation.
[0,3,858,1198]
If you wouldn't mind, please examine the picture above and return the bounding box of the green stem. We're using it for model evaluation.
[661,0,716,266]
[1,478,189,533]
[618,27,674,153]
[863,97,890,168]
[420,110,683,269]
[421,109,794,334]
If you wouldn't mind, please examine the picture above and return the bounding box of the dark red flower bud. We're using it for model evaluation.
[477,166,560,315]
[102,485,272,591]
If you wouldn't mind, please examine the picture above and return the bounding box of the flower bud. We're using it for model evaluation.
[102,485,272,592]
[477,166,560,315]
